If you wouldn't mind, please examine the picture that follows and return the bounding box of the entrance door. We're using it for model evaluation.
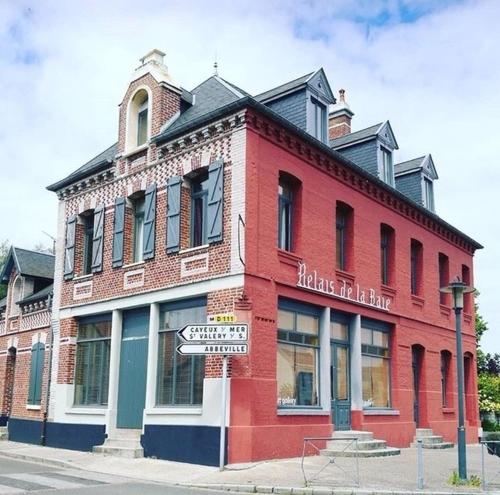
[117,308,149,429]
[412,346,421,427]
[331,342,351,430]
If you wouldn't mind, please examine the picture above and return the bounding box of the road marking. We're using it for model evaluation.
[0,485,23,494]
[39,471,106,485]
[2,472,82,489]
[0,475,49,491]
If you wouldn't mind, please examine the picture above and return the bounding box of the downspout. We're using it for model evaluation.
[41,293,53,446]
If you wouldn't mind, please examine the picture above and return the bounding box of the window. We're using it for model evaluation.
[312,98,327,142]
[380,147,394,186]
[362,322,390,408]
[191,172,209,247]
[423,178,435,211]
[74,317,111,406]
[278,179,293,251]
[277,301,320,408]
[462,265,472,313]
[440,350,452,407]
[336,202,353,271]
[28,340,45,405]
[410,239,423,296]
[137,99,148,146]
[380,224,394,285]
[82,213,94,275]
[438,253,449,305]
[157,299,206,406]
[133,196,145,262]
[10,276,22,316]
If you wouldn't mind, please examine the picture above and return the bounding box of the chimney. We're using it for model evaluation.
[140,49,166,67]
[131,49,179,89]
[329,89,354,140]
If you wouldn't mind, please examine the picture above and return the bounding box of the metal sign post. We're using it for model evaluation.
[220,354,228,471]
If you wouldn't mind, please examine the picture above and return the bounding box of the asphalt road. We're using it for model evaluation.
[0,456,219,494]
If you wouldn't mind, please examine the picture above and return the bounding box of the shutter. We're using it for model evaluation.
[142,184,157,260]
[34,344,45,405]
[166,176,181,253]
[28,344,39,405]
[207,159,224,243]
[63,215,77,280]
[112,198,125,268]
[91,204,105,273]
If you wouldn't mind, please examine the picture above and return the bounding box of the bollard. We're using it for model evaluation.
[417,439,424,489]
[481,441,486,490]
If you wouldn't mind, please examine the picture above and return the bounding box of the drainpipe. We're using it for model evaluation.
[41,293,53,446]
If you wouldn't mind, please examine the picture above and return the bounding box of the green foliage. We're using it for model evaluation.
[475,302,488,345]
[481,419,500,432]
[478,374,500,412]
[448,470,481,487]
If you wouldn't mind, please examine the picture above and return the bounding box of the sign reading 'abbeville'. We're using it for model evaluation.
[177,343,248,356]
[177,324,249,342]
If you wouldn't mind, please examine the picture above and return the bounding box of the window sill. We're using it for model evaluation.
[336,269,355,283]
[277,408,330,416]
[121,143,148,159]
[122,261,145,269]
[463,313,473,324]
[179,245,209,255]
[363,408,400,416]
[380,284,397,296]
[26,404,41,410]
[145,407,203,415]
[73,273,93,281]
[440,304,451,317]
[411,295,425,308]
[66,407,107,415]
[442,407,455,414]
[277,249,302,267]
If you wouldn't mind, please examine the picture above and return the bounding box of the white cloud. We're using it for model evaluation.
[1,0,499,350]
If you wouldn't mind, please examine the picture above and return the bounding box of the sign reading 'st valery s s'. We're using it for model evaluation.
[297,262,391,312]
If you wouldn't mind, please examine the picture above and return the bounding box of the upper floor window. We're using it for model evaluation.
[410,239,423,296]
[191,171,209,247]
[132,195,145,263]
[438,253,449,305]
[380,147,394,186]
[380,224,394,286]
[440,350,452,407]
[137,99,148,146]
[311,98,327,142]
[336,202,353,272]
[423,177,435,211]
[462,264,472,313]
[278,178,294,251]
[127,88,150,151]
[82,212,94,275]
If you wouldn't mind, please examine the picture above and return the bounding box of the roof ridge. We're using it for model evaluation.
[255,71,315,99]
[14,247,55,258]
[395,156,426,166]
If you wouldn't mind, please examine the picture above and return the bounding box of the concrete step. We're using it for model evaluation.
[0,427,7,441]
[102,438,142,448]
[321,447,401,458]
[326,439,387,451]
[331,430,374,441]
[422,442,454,449]
[415,435,445,445]
[93,445,144,458]
[108,428,142,440]
[415,428,434,438]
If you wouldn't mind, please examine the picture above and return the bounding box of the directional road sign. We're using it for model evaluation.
[176,343,248,355]
[177,324,248,342]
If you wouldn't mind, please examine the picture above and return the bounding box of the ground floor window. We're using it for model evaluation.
[277,300,320,407]
[28,341,45,406]
[157,298,206,406]
[361,319,391,408]
[74,315,111,406]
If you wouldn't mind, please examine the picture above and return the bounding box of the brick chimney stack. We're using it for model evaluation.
[329,89,354,140]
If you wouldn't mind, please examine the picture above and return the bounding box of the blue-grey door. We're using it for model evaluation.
[117,308,149,429]
[331,342,351,430]
[412,346,421,427]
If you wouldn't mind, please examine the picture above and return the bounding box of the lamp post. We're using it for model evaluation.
[440,277,475,481]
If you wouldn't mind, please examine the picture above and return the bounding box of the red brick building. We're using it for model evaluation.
[6,50,482,465]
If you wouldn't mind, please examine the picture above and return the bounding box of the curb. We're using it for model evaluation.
[183,483,483,495]
[0,450,75,470]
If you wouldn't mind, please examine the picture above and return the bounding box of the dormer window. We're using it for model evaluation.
[380,147,394,186]
[311,98,327,142]
[127,88,150,151]
[423,177,435,211]
[137,99,148,146]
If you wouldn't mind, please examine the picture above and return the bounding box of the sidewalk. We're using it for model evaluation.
[0,440,499,494]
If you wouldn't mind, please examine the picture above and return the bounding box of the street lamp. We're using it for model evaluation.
[440,277,475,481]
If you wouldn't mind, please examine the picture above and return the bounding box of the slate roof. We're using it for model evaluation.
[0,247,55,284]
[329,123,382,148]
[19,284,53,305]
[395,156,426,175]
[47,142,117,192]
[255,72,314,102]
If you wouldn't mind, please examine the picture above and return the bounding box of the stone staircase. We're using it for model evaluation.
[411,428,453,449]
[93,428,143,458]
[321,430,400,458]
[0,427,7,441]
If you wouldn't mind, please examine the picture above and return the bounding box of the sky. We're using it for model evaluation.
[1,0,499,351]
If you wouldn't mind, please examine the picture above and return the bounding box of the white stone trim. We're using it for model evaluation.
[73,281,93,300]
[65,407,107,416]
[123,268,145,289]
[26,404,41,410]
[180,253,209,278]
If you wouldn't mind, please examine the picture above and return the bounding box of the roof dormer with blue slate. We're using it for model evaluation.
[330,121,399,187]
[395,154,438,212]
[256,68,335,145]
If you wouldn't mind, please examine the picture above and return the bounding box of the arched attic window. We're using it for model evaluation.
[127,88,150,150]
[11,276,22,316]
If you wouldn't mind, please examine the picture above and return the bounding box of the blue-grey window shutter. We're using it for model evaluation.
[28,343,44,405]
[91,204,105,273]
[166,176,181,253]
[112,198,125,268]
[64,215,76,280]
[207,159,224,243]
[143,184,157,260]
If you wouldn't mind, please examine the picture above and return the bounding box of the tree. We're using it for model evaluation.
[0,240,9,300]
[476,302,489,345]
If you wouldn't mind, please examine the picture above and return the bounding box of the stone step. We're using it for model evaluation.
[326,439,387,451]
[331,430,374,441]
[102,438,142,448]
[321,447,401,458]
[413,435,444,445]
[415,428,434,438]
[93,445,144,458]
[0,427,7,441]
[415,442,454,449]
[108,428,142,440]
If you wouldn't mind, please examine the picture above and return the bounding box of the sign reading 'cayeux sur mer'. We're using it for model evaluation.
[297,262,392,312]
